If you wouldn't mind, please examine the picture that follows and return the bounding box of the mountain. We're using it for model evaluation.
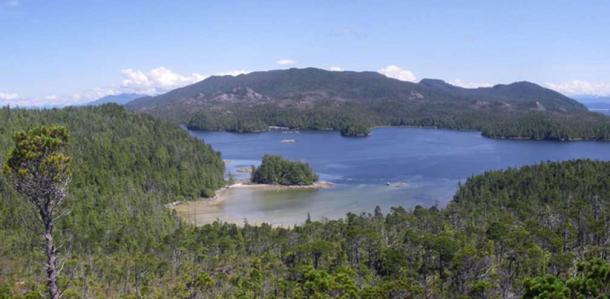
[127,67,610,140]
[86,93,143,106]
[129,68,584,115]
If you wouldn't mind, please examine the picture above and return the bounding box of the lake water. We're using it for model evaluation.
[183,127,610,226]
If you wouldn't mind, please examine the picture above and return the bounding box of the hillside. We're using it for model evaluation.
[126,68,610,140]
[2,156,608,297]
[0,105,224,268]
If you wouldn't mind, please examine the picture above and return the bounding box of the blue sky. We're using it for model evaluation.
[1,0,610,106]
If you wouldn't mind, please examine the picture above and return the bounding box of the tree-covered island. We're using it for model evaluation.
[251,155,319,185]
[340,122,371,137]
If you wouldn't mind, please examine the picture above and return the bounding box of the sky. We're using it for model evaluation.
[1,0,610,106]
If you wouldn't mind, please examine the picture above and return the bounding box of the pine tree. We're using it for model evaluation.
[4,125,72,299]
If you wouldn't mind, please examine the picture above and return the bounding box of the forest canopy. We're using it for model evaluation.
[0,104,224,256]
[186,102,610,141]
[1,105,609,298]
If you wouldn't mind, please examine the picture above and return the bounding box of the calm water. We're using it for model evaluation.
[185,127,610,226]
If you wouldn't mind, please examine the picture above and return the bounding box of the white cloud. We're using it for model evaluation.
[90,67,249,101]
[119,66,206,94]
[545,80,610,96]
[69,87,118,102]
[213,70,250,77]
[0,92,73,107]
[0,92,19,100]
[377,65,416,82]
[450,79,493,89]
[0,67,250,108]
[277,59,296,66]
[118,67,250,95]
[0,92,48,108]
[329,66,343,71]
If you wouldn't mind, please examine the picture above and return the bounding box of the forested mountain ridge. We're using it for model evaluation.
[126,68,610,140]
[128,68,584,113]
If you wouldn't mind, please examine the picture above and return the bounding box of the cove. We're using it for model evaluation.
[180,127,610,226]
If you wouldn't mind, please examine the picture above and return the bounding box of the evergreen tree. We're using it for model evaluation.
[252,155,318,185]
[4,125,72,299]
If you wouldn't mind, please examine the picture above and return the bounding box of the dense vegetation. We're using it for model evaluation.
[339,122,371,137]
[251,155,318,185]
[0,104,225,297]
[2,115,609,299]
[128,68,610,141]
[186,101,610,141]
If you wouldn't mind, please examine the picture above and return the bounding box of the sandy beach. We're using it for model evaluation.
[168,181,334,225]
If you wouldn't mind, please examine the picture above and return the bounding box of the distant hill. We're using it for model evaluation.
[127,68,610,140]
[86,93,143,106]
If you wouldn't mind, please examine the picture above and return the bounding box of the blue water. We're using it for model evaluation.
[185,127,610,226]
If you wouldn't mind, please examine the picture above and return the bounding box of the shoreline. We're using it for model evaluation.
[228,181,334,190]
[167,180,334,215]
[188,125,610,143]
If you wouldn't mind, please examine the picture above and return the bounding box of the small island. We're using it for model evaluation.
[340,123,371,137]
[251,155,319,185]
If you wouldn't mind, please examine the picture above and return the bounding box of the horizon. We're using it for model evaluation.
[1,0,610,106]
[2,66,608,108]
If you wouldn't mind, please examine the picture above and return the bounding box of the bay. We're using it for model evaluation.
[181,127,610,226]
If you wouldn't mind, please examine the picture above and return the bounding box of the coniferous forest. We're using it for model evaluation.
[251,155,319,186]
[0,105,608,298]
[186,101,610,140]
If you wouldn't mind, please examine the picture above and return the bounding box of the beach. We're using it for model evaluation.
[168,181,334,226]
